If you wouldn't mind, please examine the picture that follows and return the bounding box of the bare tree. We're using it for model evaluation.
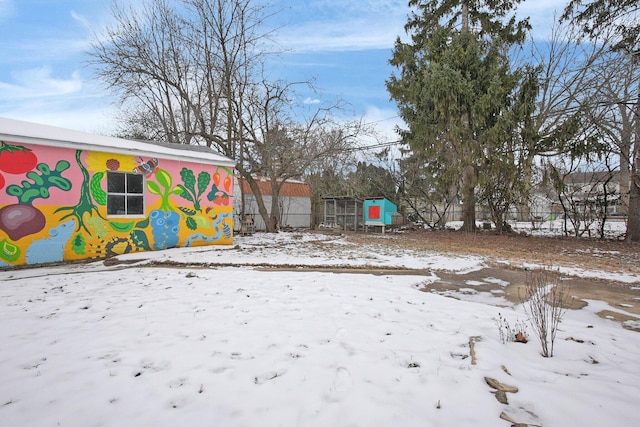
[563,0,640,52]
[515,18,636,240]
[239,78,365,231]
[582,49,638,236]
[396,153,458,229]
[563,0,640,241]
[90,0,267,150]
[89,0,363,232]
[548,157,618,238]
[523,18,603,157]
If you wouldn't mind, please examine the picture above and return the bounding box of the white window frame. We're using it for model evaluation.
[106,171,146,217]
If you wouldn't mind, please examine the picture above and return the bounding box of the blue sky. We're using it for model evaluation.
[0,0,562,141]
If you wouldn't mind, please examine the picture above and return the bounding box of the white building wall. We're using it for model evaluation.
[234,194,311,231]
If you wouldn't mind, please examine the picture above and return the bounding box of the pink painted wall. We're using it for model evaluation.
[0,140,234,266]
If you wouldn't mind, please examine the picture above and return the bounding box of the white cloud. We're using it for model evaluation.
[0,66,83,100]
[0,64,120,134]
[274,0,408,52]
[276,0,560,53]
[274,0,561,52]
[346,105,407,164]
[278,27,401,52]
[3,36,92,65]
[0,101,120,135]
[308,0,408,16]
[303,97,321,105]
[362,105,403,143]
[70,10,92,32]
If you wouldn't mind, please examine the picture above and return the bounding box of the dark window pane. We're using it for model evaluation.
[127,195,144,215]
[107,172,146,216]
[127,174,144,194]
[107,195,125,215]
[107,173,125,193]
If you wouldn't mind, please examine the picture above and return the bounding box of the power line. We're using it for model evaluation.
[349,93,640,153]
[344,139,404,152]
[361,115,401,126]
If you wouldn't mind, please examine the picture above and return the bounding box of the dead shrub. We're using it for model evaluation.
[520,268,570,357]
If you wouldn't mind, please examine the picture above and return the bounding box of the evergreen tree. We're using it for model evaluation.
[387,0,530,232]
[564,0,640,52]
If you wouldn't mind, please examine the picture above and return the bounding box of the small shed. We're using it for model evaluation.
[364,197,399,232]
[321,196,364,232]
[0,117,235,267]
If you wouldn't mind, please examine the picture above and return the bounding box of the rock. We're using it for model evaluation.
[494,389,509,404]
[499,411,531,426]
[485,377,519,393]
[499,411,517,423]
[469,336,481,365]
[469,340,477,365]
[515,331,528,343]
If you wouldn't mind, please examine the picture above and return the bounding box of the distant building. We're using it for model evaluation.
[401,170,626,227]
[235,177,312,231]
[563,171,623,216]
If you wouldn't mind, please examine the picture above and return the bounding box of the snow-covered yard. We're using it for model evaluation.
[1,232,639,426]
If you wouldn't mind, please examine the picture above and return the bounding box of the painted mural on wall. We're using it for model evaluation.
[0,140,234,267]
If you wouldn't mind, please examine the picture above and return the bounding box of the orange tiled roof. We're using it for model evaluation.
[239,177,312,198]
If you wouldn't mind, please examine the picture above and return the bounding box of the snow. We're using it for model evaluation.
[1,231,639,426]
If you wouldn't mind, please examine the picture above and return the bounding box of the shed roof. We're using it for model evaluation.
[240,177,312,198]
[322,196,364,202]
[0,116,235,167]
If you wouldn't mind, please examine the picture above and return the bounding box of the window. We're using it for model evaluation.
[106,172,145,216]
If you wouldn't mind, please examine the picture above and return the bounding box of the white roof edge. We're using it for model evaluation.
[0,116,236,167]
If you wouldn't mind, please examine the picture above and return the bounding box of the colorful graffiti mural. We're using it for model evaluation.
[0,140,234,267]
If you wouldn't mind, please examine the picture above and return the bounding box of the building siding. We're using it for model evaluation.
[0,119,235,267]
[234,178,312,230]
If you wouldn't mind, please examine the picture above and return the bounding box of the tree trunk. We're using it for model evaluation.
[242,174,273,233]
[461,164,477,232]
[627,151,640,241]
[627,180,640,241]
[269,183,282,232]
[619,124,632,216]
[626,92,640,241]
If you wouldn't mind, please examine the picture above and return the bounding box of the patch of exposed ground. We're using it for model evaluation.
[344,229,640,276]
[343,230,640,330]
[423,267,640,329]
